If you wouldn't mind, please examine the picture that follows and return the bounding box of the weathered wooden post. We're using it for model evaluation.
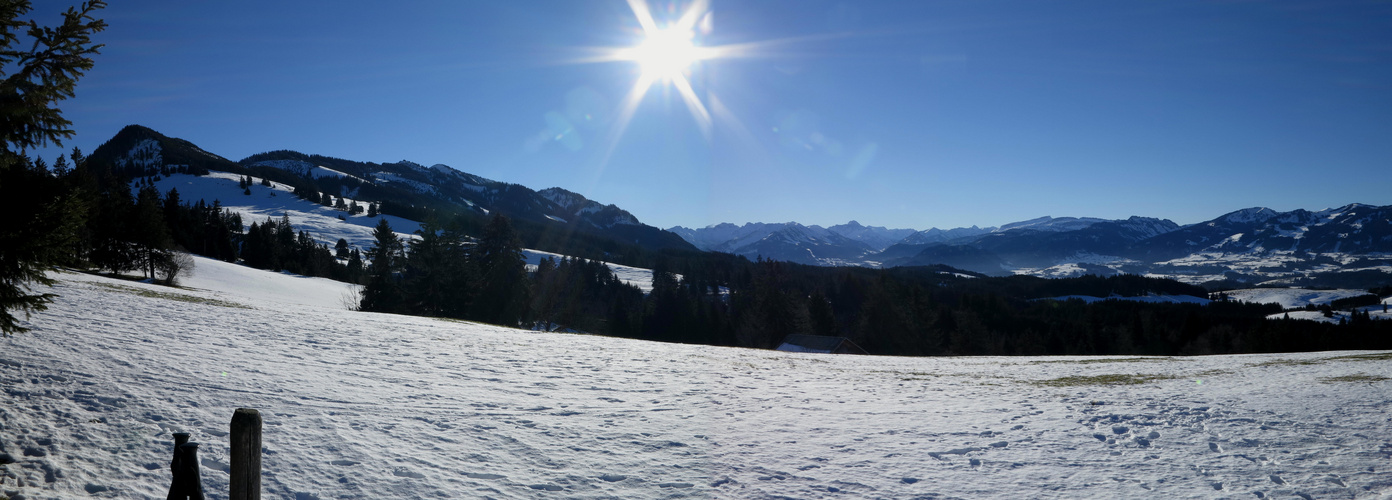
[230,408,262,500]
[167,441,205,500]
[169,432,189,472]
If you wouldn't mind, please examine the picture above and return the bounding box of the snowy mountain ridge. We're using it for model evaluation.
[86,125,1389,288]
[88,125,696,255]
[675,206,1392,288]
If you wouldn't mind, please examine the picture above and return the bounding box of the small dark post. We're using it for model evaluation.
[167,442,205,500]
[169,433,190,473]
[230,408,262,500]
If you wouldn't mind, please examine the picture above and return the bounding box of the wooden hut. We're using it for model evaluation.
[775,334,868,355]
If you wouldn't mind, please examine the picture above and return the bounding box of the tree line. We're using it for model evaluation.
[354,210,1392,356]
[15,145,1392,354]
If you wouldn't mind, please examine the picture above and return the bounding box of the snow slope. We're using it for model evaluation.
[2,266,1391,499]
[1223,288,1373,309]
[152,172,663,293]
[521,249,661,294]
[180,256,360,310]
[152,172,421,253]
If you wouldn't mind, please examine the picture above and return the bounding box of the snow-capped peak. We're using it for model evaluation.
[1218,207,1278,225]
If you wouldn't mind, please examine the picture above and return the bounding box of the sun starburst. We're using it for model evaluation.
[562,0,788,166]
[605,0,725,145]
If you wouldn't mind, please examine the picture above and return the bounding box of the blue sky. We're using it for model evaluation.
[33,0,1392,231]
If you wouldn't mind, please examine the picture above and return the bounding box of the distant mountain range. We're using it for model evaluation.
[86,125,1391,289]
[670,207,1392,289]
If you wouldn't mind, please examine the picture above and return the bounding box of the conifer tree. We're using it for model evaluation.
[0,0,105,335]
[403,219,465,316]
[131,185,171,279]
[346,248,364,284]
[808,291,839,338]
[360,217,404,312]
[470,213,529,325]
[334,238,350,260]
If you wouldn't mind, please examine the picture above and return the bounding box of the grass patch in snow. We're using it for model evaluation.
[1318,373,1390,384]
[888,371,942,381]
[1194,368,1234,377]
[87,281,252,310]
[1033,373,1178,387]
[1247,358,1323,368]
[1249,351,1392,368]
[1325,352,1392,362]
[1029,357,1173,365]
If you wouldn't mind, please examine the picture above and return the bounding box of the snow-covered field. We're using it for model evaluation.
[1224,288,1376,310]
[521,249,661,294]
[1217,288,1392,324]
[153,172,422,253]
[3,263,1392,499]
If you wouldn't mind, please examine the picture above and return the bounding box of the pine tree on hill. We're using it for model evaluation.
[346,248,365,284]
[404,219,467,316]
[335,238,350,260]
[131,185,171,279]
[360,217,404,313]
[469,214,530,326]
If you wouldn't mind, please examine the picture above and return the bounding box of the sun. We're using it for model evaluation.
[599,0,725,147]
[577,0,770,163]
[628,26,703,81]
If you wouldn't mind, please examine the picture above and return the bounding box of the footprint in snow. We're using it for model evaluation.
[1269,474,1285,485]
[1209,442,1222,453]
[465,472,506,480]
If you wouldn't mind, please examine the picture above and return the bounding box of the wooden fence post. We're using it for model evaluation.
[167,442,205,500]
[230,408,262,500]
[170,432,189,473]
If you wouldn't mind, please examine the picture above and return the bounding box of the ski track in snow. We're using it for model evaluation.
[2,268,1391,499]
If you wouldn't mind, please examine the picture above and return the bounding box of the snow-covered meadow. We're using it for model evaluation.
[2,261,1391,499]
[1219,288,1392,324]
